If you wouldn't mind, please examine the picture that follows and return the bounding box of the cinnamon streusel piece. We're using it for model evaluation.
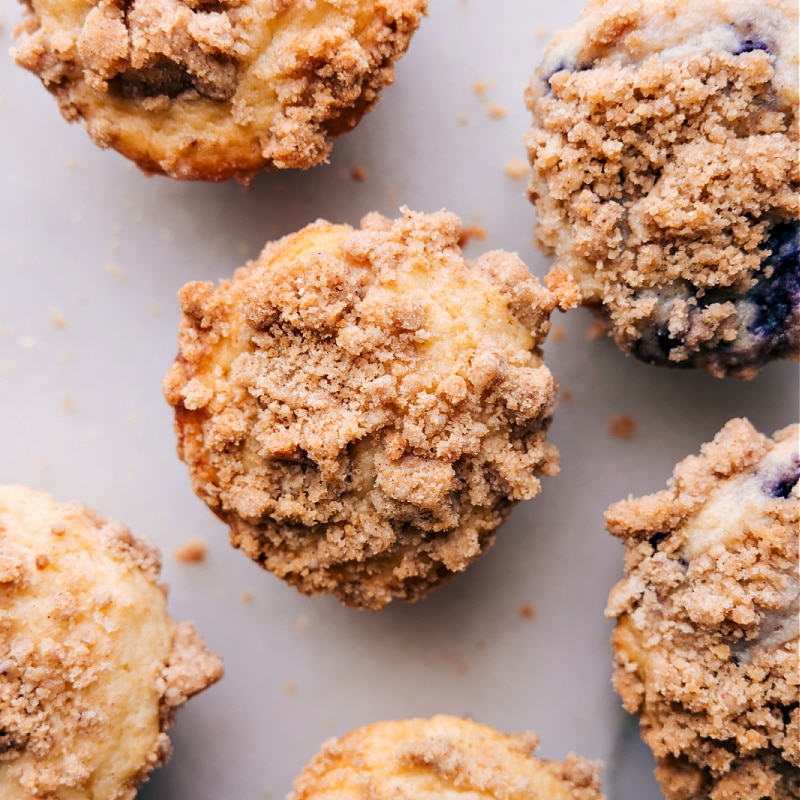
[0,484,223,800]
[12,0,426,181]
[606,419,800,800]
[526,0,799,378]
[289,715,605,800]
[164,208,561,610]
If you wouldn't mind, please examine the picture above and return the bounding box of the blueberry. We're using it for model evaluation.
[747,220,800,343]
[732,21,772,55]
[765,455,800,499]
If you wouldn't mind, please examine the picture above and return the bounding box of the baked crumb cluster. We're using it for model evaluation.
[605,419,800,800]
[289,715,605,800]
[164,209,560,610]
[12,0,426,180]
[0,485,223,800]
[527,0,799,378]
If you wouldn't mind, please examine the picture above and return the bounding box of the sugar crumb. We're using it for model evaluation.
[61,395,76,414]
[487,103,507,119]
[173,538,208,564]
[283,680,297,695]
[561,389,573,403]
[240,590,254,605]
[609,414,636,439]
[551,325,566,343]
[519,604,536,620]
[503,158,529,180]
[458,114,469,126]
[351,166,367,182]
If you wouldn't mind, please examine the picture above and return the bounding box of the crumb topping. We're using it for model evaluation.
[164,209,560,610]
[12,0,427,180]
[605,419,800,800]
[0,485,223,800]
[526,0,799,378]
[288,715,605,799]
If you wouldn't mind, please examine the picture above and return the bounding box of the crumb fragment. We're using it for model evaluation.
[519,604,536,620]
[351,166,367,182]
[551,325,566,343]
[60,395,76,414]
[50,307,68,328]
[587,320,606,341]
[487,103,507,119]
[503,158,529,180]
[457,223,487,248]
[283,680,297,695]
[240,590,253,605]
[173,538,207,564]
[609,415,635,439]
[472,79,492,97]
[295,615,310,632]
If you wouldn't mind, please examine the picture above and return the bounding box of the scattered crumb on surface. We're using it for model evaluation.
[503,158,529,180]
[102,262,127,283]
[240,591,254,605]
[560,389,572,403]
[609,414,636,439]
[458,114,469,126]
[487,103,507,119]
[50,307,68,328]
[472,79,492,97]
[551,325,566,343]
[64,158,77,170]
[295,615,310,632]
[61,395,75,414]
[519,604,536,620]
[587,320,606,341]
[284,680,297,695]
[173,538,208,564]
[351,166,367,182]
[456,224,487,249]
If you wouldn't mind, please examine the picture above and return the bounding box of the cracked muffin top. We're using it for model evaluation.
[288,715,605,800]
[0,484,223,800]
[12,0,426,181]
[164,208,561,610]
[605,419,800,800]
[526,0,799,379]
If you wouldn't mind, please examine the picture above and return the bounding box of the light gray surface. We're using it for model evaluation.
[0,1,797,798]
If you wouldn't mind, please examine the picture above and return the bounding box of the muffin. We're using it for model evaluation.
[12,0,427,181]
[0,484,223,800]
[526,0,799,379]
[164,208,561,610]
[605,419,799,799]
[289,714,605,799]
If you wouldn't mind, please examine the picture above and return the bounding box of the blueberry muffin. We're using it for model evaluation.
[606,419,799,799]
[164,208,561,610]
[526,0,799,378]
[0,484,223,800]
[289,715,605,799]
[12,0,426,181]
